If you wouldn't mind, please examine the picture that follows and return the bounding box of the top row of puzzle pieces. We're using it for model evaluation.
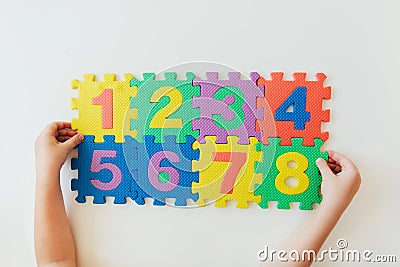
[71,72,331,146]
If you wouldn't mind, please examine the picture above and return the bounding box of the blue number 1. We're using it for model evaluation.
[274,87,310,130]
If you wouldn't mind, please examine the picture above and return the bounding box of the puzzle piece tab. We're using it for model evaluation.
[129,73,200,143]
[193,72,264,144]
[256,73,331,146]
[71,73,137,143]
[254,137,328,210]
[192,136,262,208]
[71,135,149,204]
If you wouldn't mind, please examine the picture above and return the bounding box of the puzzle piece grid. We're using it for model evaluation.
[70,72,331,210]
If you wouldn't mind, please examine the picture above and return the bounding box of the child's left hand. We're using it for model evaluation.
[35,121,83,176]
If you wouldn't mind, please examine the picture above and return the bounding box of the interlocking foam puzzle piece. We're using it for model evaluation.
[123,135,199,206]
[192,136,262,208]
[256,73,331,146]
[192,72,264,144]
[254,137,328,210]
[71,135,149,204]
[71,74,138,143]
[129,72,200,143]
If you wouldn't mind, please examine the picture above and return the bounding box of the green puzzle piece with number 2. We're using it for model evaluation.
[129,72,200,143]
[254,137,328,210]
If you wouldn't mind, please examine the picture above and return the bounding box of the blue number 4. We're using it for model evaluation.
[274,87,310,130]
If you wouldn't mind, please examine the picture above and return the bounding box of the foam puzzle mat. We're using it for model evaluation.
[70,72,331,210]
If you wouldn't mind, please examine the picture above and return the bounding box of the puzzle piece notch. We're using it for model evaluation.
[192,135,262,208]
[129,72,200,143]
[254,137,328,210]
[256,72,331,146]
[192,72,264,144]
[71,135,149,205]
[71,73,137,143]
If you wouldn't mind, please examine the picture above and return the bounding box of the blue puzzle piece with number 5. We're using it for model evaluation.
[71,135,149,204]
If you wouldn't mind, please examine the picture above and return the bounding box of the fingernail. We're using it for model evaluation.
[316,158,324,165]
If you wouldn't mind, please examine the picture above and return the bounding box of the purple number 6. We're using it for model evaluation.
[90,150,122,190]
[148,151,180,192]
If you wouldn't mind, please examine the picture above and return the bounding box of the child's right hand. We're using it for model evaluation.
[316,151,362,212]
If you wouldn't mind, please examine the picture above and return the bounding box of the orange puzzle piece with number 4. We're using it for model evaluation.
[256,72,331,146]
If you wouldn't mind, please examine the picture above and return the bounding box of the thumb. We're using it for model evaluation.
[316,158,333,179]
[63,134,84,151]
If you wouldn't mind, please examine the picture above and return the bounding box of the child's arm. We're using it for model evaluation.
[262,151,362,267]
[34,122,83,267]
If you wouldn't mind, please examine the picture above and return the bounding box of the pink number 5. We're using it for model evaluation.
[90,150,122,190]
[213,152,247,194]
[148,151,180,192]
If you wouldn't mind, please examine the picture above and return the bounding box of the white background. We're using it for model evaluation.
[1,0,399,266]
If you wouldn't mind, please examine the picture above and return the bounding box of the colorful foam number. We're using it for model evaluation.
[71,135,149,204]
[192,72,264,144]
[129,72,200,143]
[192,136,262,208]
[71,74,138,143]
[256,73,331,146]
[254,137,328,210]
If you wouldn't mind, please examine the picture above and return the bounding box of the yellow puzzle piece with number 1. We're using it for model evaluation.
[71,73,138,143]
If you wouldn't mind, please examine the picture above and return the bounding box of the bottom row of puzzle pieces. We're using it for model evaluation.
[71,135,327,210]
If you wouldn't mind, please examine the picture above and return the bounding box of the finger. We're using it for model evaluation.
[58,129,77,137]
[333,166,342,174]
[316,158,334,179]
[62,134,84,151]
[55,121,72,129]
[327,162,338,168]
[45,122,72,136]
[47,121,71,130]
[57,136,73,142]
[328,163,342,174]
[328,162,341,169]
[327,160,340,167]
[328,151,357,172]
[328,157,336,164]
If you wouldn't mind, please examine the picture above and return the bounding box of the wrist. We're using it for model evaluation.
[36,167,61,185]
[318,200,347,219]
[36,158,61,173]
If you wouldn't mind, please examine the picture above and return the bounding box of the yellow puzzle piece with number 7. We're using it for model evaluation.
[192,136,262,208]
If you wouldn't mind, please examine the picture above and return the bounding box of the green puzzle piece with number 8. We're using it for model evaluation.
[254,137,328,210]
[129,72,200,143]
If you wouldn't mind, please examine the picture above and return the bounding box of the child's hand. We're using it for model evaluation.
[316,151,361,212]
[35,122,83,177]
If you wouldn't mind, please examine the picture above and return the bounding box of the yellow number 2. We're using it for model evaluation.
[275,152,309,195]
[149,86,183,128]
